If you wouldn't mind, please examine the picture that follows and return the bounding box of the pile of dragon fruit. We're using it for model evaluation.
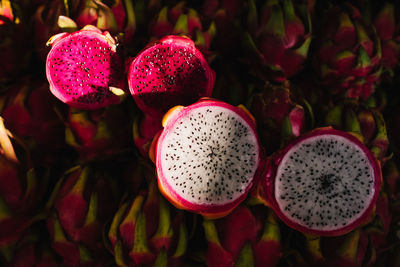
[2,0,400,266]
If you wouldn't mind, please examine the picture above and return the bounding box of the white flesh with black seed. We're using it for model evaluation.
[275,134,375,231]
[160,106,259,205]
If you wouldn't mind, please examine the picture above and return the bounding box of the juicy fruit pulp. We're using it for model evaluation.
[46,26,125,110]
[128,35,215,118]
[155,99,260,218]
[271,129,381,236]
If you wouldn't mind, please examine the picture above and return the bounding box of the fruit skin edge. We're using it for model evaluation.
[152,99,261,219]
[264,127,382,237]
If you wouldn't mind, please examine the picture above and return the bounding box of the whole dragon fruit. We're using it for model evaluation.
[74,0,136,46]
[46,165,119,266]
[250,81,309,154]
[0,0,31,83]
[203,204,282,267]
[243,0,313,83]
[0,78,65,165]
[149,1,215,54]
[0,118,47,261]
[46,25,126,110]
[372,2,400,77]
[313,3,382,101]
[133,113,162,157]
[1,223,61,266]
[324,99,389,163]
[107,175,188,267]
[33,0,67,62]
[63,104,132,161]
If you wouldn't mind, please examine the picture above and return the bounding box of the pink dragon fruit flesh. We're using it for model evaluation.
[266,128,381,236]
[151,98,260,219]
[45,25,126,110]
[128,35,215,118]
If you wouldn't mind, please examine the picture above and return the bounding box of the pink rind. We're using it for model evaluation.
[45,29,123,110]
[128,35,215,118]
[155,99,260,218]
[267,128,382,236]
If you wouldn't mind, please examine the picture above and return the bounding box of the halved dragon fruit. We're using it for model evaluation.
[128,35,215,118]
[266,128,381,236]
[45,25,125,110]
[151,98,260,218]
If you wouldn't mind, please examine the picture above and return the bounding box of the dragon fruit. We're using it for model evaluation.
[203,204,282,267]
[313,3,382,100]
[151,98,260,218]
[64,103,132,161]
[324,99,389,164]
[46,165,119,266]
[265,128,381,236]
[133,113,162,157]
[149,2,215,55]
[107,175,187,267]
[0,78,65,165]
[0,0,31,83]
[372,2,400,77]
[1,223,61,266]
[243,0,312,83]
[32,0,67,62]
[250,81,309,154]
[74,0,136,45]
[0,118,47,259]
[45,25,126,110]
[201,0,244,58]
[128,35,215,119]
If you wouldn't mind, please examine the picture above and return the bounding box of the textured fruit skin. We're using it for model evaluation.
[128,35,215,118]
[266,127,382,236]
[133,114,163,158]
[64,104,132,161]
[107,176,187,267]
[0,120,47,258]
[313,4,382,100]
[154,98,260,219]
[203,205,282,267]
[373,2,400,76]
[243,0,312,82]
[1,78,66,165]
[250,81,307,154]
[1,224,61,266]
[45,25,125,110]
[46,166,118,266]
[0,0,31,84]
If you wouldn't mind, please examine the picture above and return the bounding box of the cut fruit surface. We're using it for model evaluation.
[128,35,215,118]
[46,26,125,110]
[270,128,381,236]
[155,99,260,218]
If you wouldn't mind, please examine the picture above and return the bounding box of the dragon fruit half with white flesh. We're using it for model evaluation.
[265,128,382,236]
[151,98,261,219]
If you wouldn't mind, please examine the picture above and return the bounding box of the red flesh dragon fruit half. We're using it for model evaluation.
[151,98,261,219]
[45,25,126,110]
[265,128,381,236]
[128,35,215,119]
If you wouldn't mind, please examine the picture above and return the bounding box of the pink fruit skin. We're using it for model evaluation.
[206,205,282,267]
[266,128,382,236]
[133,114,163,157]
[128,35,215,118]
[46,27,125,110]
[47,166,117,266]
[155,99,260,218]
